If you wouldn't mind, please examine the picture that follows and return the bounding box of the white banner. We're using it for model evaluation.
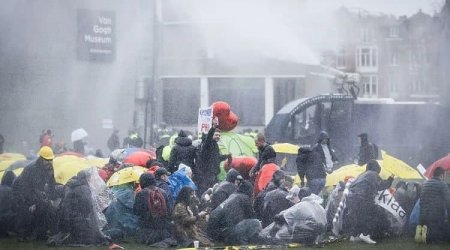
[198,107,213,136]
[375,189,407,225]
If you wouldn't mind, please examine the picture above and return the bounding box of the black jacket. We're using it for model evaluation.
[0,171,16,231]
[348,170,393,205]
[168,130,197,173]
[57,170,108,245]
[207,182,255,240]
[12,159,56,207]
[133,186,171,229]
[358,141,378,166]
[419,177,450,225]
[155,178,174,211]
[261,186,292,227]
[210,169,240,210]
[253,182,278,219]
[196,125,228,178]
[253,144,276,174]
[296,147,326,182]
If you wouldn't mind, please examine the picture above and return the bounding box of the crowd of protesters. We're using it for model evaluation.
[0,120,450,248]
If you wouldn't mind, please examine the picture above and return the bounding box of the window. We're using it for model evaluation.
[162,78,200,125]
[356,47,377,68]
[389,25,399,38]
[293,105,318,141]
[411,76,425,94]
[209,78,265,126]
[389,77,398,94]
[390,48,399,66]
[361,27,371,43]
[336,47,346,69]
[361,75,378,97]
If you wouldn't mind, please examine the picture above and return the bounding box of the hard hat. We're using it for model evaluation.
[39,146,55,160]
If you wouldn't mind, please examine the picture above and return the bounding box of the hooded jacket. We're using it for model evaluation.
[134,173,171,229]
[296,146,326,181]
[311,131,337,168]
[357,134,378,166]
[210,169,240,210]
[347,160,393,205]
[57,170,109,245]
[207,181,255,240]
[261,185,292,227]
[168,130,197,173]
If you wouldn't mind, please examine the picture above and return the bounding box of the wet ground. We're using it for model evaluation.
[0,237,449,250]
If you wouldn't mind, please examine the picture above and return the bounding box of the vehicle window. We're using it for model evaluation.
[293,105,318,140]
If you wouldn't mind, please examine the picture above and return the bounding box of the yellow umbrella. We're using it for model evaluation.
[0,153,26,162]
[380,150,422,179]
[0,153,26,171]
[272,143,299,154]
[107,166,147,187]
[86,157,108,168]
[53,158,91,184]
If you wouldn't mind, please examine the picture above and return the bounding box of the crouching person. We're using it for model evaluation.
[48,169,110,246]
[260,187,326,245]
[173,186,211,247]
[134,173,172,245]
[207,180,262,245]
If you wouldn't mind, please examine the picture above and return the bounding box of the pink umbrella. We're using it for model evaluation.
[123,151,155,167]
[424,154,450,178]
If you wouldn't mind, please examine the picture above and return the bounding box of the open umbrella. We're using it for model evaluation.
[326,152,423,187]
[424,154,450,178]
[123,151,154,167]
[0,159,30,180]
[380,151,422,179]
[71,128,88,142]
[273,143,299,174]
[107,166,147,187]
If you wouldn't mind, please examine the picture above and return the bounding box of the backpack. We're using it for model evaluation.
[147,187,168,218]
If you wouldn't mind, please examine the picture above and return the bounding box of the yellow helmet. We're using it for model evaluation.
[39,146,55,160]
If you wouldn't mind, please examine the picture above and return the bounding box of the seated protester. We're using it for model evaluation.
[134,173,172,245]
[260,187,326,245]
[210,169,242,210]
[173,186,212,247]
[207,180,261,245]
[253,170,286,220]
[168,164,197,201]
[417,167,450,244]
[343,160,394,244]
[325,181,346,232]
[394,181,421,217]
[13,146,58,242]
[155,168,174,211]
[0,171,16,237]
[50,169,110,246]
[261,176,292,227]
[103,183,139,239]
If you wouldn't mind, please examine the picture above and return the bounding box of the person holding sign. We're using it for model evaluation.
[195,117,231,195]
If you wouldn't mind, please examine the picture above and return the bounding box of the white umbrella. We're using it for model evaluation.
[71,128,88,142]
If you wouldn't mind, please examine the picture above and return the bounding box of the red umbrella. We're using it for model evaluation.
[424,154,450,178]
[224,156,257,180]
[124,151,154,167]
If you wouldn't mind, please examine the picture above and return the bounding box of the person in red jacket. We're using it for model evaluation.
[40,129,53,148]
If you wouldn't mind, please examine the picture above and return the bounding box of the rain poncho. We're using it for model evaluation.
[260,194,326,244]
[168,166,197,199]
[49,168,110,246]
[104,183,138,237]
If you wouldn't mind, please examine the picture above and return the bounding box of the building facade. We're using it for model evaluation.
[328,7,440,101]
